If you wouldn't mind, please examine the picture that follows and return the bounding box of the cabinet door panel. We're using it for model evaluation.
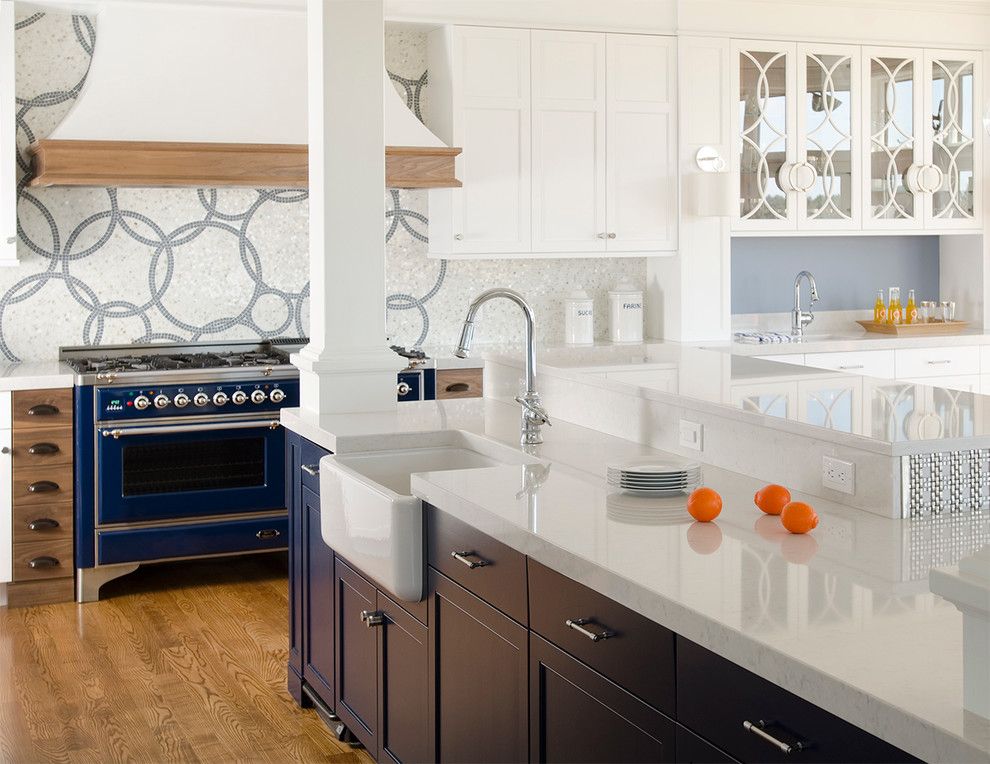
[429,569,527,764]
[862,47,925,229]
[732,41,797,230]
[606,34,677,252]
[335,557,379,753]
[0,2,14,266]
[531,31,606,253]
[378,592,433,764]
[451,27,531,254]
[303,487,334,704]
[530,634,675,764]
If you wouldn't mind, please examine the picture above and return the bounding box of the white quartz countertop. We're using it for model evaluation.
[282,399,990,763]
[721,328,990,356]
[0,361,75,391]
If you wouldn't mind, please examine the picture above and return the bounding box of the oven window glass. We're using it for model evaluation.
[121,437,266,496]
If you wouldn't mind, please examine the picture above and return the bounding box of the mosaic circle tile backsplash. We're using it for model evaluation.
[3,9,646,361]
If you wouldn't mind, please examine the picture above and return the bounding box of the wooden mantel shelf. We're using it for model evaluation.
[27,140,462,190]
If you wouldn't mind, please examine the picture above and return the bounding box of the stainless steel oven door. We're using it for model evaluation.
[96,419,285,525]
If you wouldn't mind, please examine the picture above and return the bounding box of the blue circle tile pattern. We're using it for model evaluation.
[3,11,443,361]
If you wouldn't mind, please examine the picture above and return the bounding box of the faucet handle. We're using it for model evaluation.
[515,396,552,426]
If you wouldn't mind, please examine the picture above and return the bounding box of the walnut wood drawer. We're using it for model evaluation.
[11,463,73,506]
[13,502,73,544]
[436,368,483,399]
[12,538,73,581]
[11,426,73,468]
[528,559,675,715]
[11,388,73,430]
[676,637,917,763]
[426,504,527,624]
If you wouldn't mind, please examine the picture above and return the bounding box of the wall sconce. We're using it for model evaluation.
[690,146,735,217]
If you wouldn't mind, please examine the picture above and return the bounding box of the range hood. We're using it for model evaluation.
[29,2,459,189]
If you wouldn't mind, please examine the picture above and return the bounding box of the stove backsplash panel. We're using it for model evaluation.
[4,10,646,362]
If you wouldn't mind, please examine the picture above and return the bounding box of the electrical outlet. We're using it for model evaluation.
[822,455,855,495]
[679,419,703,452]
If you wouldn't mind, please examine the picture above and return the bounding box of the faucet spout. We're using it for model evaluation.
[453,288,548,445]
[791,271,820,338]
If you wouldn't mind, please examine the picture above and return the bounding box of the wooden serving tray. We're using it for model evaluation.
[856,319,969,336]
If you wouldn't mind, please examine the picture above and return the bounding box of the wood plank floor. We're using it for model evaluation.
[0,553,375,764]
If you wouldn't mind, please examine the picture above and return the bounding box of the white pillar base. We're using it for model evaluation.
[293,345,404,414]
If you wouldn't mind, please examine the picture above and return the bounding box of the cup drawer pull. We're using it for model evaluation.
[27,442,60,455]
[27,480,60,493]
[28,518,60,531]
[445,382,471,393]
[743,720,805,755]
[28,556,60,570]
[256,529,281,540]
[27,404,60,417]
[451,550,489,569]
[565,617,615,642]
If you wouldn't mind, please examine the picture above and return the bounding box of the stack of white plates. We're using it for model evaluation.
[606,457,702,496]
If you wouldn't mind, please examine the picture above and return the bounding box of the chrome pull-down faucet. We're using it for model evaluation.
[454,288,551,445]
[791,270,820,338]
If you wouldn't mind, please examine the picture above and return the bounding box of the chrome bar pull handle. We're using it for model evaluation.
[360,610,385,627]
[450,550,489,569]
[301,464,320,477]
[565,618,614,642]
[927,359,952,365]
[743,720,803,755]
[837,365,864,370]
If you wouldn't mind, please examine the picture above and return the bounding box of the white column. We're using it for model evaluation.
[294,0,403,414]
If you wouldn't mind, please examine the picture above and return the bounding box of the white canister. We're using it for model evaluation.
[564,287,594,346]
[608,280,644,344]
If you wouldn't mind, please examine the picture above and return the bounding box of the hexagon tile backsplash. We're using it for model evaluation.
[3,10,645,362]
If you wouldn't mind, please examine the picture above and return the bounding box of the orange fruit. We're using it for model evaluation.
[754,484,791,515]
[687,487,722,522]
[780,501,819,534]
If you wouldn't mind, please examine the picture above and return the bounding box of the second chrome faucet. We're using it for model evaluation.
[792,270,820,338]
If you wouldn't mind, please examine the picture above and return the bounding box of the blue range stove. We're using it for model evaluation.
[62,339,303,602]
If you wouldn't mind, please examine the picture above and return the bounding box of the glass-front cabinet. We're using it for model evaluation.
[734,41,981,233]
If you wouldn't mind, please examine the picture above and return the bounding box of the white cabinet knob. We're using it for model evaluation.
[607,232,617,239]
[454,234,464,240]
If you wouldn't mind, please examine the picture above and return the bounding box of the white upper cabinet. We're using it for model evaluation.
[605,34,677,253]
[531,31,606,253]
[1,1,16,267]
[735,40,981,234]
[427,26,532,256]
[428,26,677,259]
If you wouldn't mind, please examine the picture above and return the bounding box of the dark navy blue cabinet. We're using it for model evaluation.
[286,432,335,724]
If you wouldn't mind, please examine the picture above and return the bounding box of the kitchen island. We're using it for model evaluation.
[281,388,990,763]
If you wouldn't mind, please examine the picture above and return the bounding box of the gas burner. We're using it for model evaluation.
[390,345,428,361]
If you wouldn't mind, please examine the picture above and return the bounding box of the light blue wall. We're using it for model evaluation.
[730,236,940,314]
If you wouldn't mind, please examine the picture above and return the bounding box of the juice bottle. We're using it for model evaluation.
[874,290,887,324]
[888,287,901,324]
[905,290,917,324]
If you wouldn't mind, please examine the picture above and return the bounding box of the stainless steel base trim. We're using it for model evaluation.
[77,563,140,603]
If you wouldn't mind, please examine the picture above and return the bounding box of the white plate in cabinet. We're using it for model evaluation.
[894,346,980,378]
[804,350,895,379]
[427,27,532,256]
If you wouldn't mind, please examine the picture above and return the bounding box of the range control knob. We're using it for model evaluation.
[213,392,229,406]
[231,390,248,405]
[133,395,151,411]
[269,389,286,403]
[193,392,209,407]
[153,394,170,409]
[173,393,190,408]
[250,390,267,404]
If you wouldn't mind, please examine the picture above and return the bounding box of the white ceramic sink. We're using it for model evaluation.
[320,431,539,601]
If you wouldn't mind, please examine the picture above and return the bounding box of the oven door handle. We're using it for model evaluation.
[101,420,281,439]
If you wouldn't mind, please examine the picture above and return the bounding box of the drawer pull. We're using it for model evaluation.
[927,359,952,365]
[565,618,615,642]
[28,480,60,493]
[360,610,385,627]
[27,442,60,455]
[445,382,471,393]
[256,529,281,540]
[743,720,804,755]
[27,404,60,417]
[451,550,489,569]
[301,464,320,477]
[27,556,60,570]
[0,446,9,455]
[837,365,864,370]
[28,518,60,531]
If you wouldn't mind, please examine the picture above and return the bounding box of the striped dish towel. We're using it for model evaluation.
[734,331,796,344]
